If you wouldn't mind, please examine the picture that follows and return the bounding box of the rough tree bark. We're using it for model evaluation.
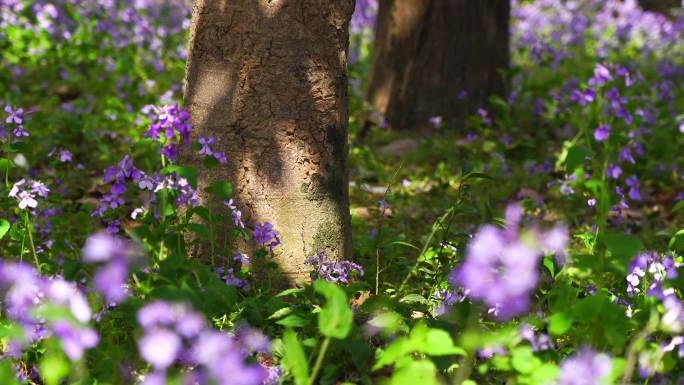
[365,0,510,131]
[183,0,354,281]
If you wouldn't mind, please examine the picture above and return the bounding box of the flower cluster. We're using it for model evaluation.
[557,348,613,385]
[215,266,249,290]
[449,204,568,320]
[198,135,227,164]
[136,300,268,385]
[304,253,364,284]
[94,155,200,218]
[252,222,281,253]
[8,179,49,210]
[82,232,139,305]
[143,104,191,160]
[519,324,553,352]
[2,105,29,139]
[0,262,98,361]
[93,155,143,216]
[626,251,679,297]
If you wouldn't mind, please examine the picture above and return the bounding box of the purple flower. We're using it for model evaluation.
[136,301,268,385]
[558,348,612,385]
[626,175,641,201]
[0,262,98,361]
[4,105,24,124]
[198,136,214,156]
[138,328,182,370]
[588,63,612,86]
[593,124,610,141]
[224,199,245,229]
[449,204,567,320]
[215,267,249,289]
[82,232,135,304]
[161,143,178,160]
[94,259,128,304]
[428,116,442,128]
[252,222,281,252]
[619,146,636,164]
[52,321,99,361]
[8,179,47,210]
[606,164,622,179]
[304,254,364,284]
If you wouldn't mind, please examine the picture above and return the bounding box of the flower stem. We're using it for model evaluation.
[308,336,331,385]
[24,211,41,274]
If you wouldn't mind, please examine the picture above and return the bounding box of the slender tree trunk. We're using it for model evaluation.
[183,0,354,281]
[365,0,509,131]
[639,0,679,15]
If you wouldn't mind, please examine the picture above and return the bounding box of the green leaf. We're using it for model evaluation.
[565,145,589,173]
[282,329,309,385]
[603,233,642,269]
[267,307,293,320]
[385,360,440,385]
[162,165,198,188]
[276,315,310,327]
[0,360,19,385]
[39,353,70,385]
[548,311,573,336]
[463,172,495,181]
[411,322,466,356]
[668,229,684,253]
[313,280,353,339]
[399,294,427,304]
[511,346,541,374]
[0,159,13,173]
[187,223,211,240]
[0,219,9,240]
[373,337,412,370]
[207,180,232,201]
[391,241,421,251]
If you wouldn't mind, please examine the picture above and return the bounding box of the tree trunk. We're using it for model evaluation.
[183,0,354,281]
[639,0,679,15]
[366,0,509,131]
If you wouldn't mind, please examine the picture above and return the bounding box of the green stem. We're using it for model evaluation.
[308,336,331,385]
[158,153,168,261]
[208,204,216,266]
[24,211,41,274]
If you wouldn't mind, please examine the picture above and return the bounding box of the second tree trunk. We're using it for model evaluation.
[366,0,510,131]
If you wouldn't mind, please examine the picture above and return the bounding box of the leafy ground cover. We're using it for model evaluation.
[1,1,684,384]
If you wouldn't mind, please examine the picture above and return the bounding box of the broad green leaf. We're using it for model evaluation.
[39,353,70,385]
[282,329,309,385]
[207,180,232,201]
[366,311,403,335]
[0,219,9,240]
[548,311,573,336]
[511,346,541,374]
[187,223,211,240]
[564,145,589,173]
[668,229,684,253]
[411,323,466,356]
[373,337,412,370]
[603,233,642,269]
[385,360,440,385]
[313,280,353,339]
